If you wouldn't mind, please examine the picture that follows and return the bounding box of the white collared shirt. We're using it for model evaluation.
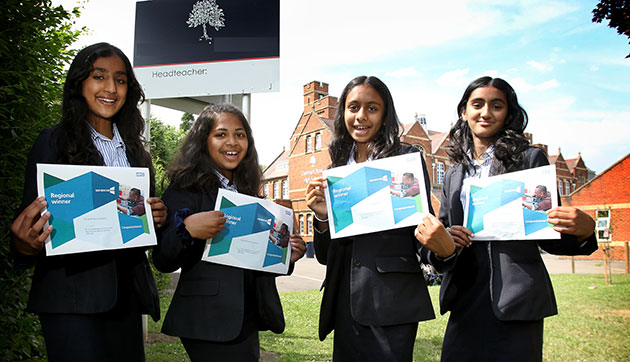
[88,122,130,167]
[215,171,238,192]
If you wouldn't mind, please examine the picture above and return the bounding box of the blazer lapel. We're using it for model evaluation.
[449,165,466,226]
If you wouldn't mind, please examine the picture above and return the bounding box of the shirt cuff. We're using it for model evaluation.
[433,248,458,262]
[313,224,328,234]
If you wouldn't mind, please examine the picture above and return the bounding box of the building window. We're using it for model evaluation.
[558,180,563,195]
[276,160,288,171]
[264,183,269,198]
[315,133,321,151]
[436,162,445,185]
[578,174,585,184]
[274,181,279,199]
[565,180,571,194]
[282,180,289,199]
[299,215,305,235]
[596,209,611,241]
[307,214,313,235]
[306,135,312,153]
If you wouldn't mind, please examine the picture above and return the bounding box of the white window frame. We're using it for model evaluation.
[558,180,564,195]
[282,179,289,199]
[273,181,279,199]
[436,162,445,185]
[264,183,269,198]
[306,135,312,153]
[299,215,305,235]
[315,133,321,151]
[307,214,313,235]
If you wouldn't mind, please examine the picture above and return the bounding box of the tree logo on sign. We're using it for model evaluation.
[187,0,225,44]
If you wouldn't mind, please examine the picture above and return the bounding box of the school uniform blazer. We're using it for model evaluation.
[153,185,285,342]
[436,146,597,321]
[13,128,160,321]
[314,145,445,341]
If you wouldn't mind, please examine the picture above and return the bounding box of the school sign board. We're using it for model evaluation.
[133,0,279,99]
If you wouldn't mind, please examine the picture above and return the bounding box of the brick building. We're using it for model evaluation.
[562,153,630,260]
[261,80,593,242]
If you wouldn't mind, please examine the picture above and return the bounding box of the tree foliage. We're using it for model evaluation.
[180,112,195,133]
[592,0,630,58]
[0,0,82,359]
[149,116,186,197]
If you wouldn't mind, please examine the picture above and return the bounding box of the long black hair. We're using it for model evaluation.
[55,42,153,187]
[328,75,403,167]
[448,76,530,173]
[167,103,262,196]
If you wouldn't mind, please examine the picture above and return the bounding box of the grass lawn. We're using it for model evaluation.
[146,274,630,362]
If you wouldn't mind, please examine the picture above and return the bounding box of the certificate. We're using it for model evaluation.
[202,189,294,275]
[37,164,157,256]
[463,164,559,240]
[322,152,430,239]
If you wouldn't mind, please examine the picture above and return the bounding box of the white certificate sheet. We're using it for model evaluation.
[463,164,559,240]
[37,164,156,256]
[202,189,294,275]
[322,152,430,239]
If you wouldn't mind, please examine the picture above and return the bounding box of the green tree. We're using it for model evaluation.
[149,116,185,196]
[181,112,195,133]
[592,0,630,58]
[147,117,186,296]
[0,0,82,359]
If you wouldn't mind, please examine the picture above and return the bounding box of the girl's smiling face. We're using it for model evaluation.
[207,112,249,181]
[462,86,508,146]
[81,55,128,125]
[344,84,385,146]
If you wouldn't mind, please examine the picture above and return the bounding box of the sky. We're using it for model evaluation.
[53,0,630,174]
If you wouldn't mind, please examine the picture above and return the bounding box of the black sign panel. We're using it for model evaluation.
[134,0,279,67]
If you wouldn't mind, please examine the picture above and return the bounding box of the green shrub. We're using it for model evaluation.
[0,1,81,360]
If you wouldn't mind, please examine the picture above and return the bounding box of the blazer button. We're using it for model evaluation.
[352,259,361,267]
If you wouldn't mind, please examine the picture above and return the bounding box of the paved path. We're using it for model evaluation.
[275,253,628,293]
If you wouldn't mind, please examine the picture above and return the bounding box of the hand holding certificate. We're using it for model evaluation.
[463,165,559,240]
[322,152,430,239]
[202,189,294,274]
[36,164,157,256]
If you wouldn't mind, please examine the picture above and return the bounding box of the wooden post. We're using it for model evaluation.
[604,242,609,285]
[625,242,629,274]
[571,256,575,274]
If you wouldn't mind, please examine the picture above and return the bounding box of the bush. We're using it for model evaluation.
[0,1,81,359]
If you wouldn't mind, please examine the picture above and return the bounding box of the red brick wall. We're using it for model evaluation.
[563,155,630,260]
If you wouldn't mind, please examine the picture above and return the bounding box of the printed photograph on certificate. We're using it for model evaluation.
[202,189,294,275]
[322,152,430,239]
[37,164,156,256]
[463,164,559,240]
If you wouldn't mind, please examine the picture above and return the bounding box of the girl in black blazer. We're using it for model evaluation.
[10,43,166,362]
[415,76,597,362]
[305,76,456,362]
[153,103,306,362]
